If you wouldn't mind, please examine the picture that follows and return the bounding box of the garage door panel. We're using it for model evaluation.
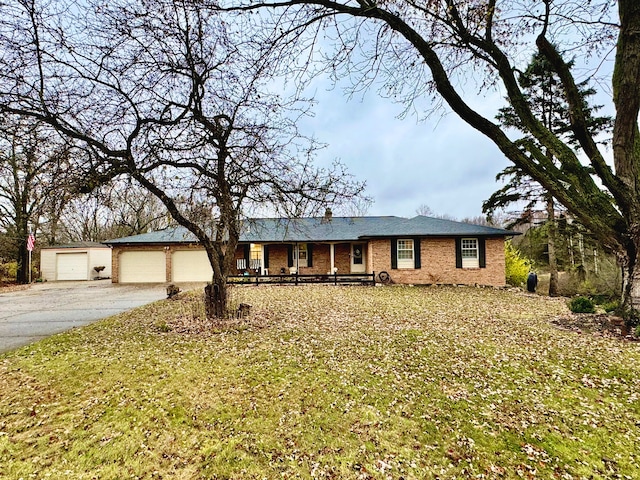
[120,251,166,283]
[172,250,212,282]
[56,253,88,281]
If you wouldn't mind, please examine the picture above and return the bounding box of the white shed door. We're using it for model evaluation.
[56,253,88,281]
[119,251,166,283]
[172,250,213,282]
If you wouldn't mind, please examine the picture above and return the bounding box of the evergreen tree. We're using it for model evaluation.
[484,52,612,296]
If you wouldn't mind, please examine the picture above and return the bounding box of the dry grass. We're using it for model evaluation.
[1,285,639,479]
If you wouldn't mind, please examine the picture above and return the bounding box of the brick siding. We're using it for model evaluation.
[369,237,506,286]
[112,237,506,286]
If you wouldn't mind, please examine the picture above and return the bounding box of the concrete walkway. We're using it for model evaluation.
[0,280,169,354]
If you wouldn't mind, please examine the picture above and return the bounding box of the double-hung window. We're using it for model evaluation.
[249,244,262,270]
[397,239,415,269]
[461,238,479,268]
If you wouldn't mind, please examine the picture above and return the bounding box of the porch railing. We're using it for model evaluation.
[227,272,376,286]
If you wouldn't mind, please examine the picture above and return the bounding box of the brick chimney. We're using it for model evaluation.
[322,207,333,224]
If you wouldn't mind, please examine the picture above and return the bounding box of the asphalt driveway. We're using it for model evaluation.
[0,280,170,354]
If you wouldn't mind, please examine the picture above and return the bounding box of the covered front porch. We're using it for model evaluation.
[233,241,369,276]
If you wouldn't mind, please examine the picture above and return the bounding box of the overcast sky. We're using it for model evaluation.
[296,77,512,221]
[287,16,617,224]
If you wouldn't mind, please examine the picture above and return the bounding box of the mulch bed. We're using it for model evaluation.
[551,313,639,341]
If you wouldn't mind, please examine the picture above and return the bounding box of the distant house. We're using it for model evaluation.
[40,242,112,281]
[103,214,516,287]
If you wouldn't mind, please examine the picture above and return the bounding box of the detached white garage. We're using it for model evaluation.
[40,243,112,281]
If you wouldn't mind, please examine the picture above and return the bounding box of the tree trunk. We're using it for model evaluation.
[204,278,228,321]
[16,215,29,284]
[568,235,575,266]
[620,233,640,327]
[16,240,29,284]
[546,195,559,297]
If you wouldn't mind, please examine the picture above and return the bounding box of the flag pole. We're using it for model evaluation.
[27,231,34,283]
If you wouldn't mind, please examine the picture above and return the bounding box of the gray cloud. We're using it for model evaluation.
[298,80,511,220]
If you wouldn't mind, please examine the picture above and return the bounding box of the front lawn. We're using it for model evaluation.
[1,285,639,479]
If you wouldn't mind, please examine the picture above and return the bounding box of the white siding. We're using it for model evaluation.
[88,249,112,279]
[40,250,57,281]
[119,251,166,283]
[40,247,112,281]
[172,250,212,282]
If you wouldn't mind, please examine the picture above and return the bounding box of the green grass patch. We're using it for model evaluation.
[1,285,639,479]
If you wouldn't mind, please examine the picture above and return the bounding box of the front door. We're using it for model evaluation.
[351,243,366,273]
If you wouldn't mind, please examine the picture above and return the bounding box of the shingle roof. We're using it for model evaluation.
[41,241,110,249]
[103,216,516,245]
[104,227,200,245]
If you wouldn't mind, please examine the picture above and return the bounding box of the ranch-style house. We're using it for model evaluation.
[103,214,516,287]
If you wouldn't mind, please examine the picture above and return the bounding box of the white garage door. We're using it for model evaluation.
[56,253,88,281]
[172,250,213,282]
[119,251,166,283]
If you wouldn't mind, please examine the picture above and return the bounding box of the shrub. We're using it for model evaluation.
[591,294,611,305]
[0,262,18,281]
[601,300,619,313]
[569,296,595,314]
[576,279,597,296]
[504,240,533,287]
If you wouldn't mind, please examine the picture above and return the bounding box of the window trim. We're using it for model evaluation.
[396,239,415,269]
[461,237,479,268]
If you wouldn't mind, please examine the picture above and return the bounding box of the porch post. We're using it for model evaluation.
[330,243,335,273]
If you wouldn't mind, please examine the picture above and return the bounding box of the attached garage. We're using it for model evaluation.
[119,250,166,283]
[40,243,112,281]
[172,250,213,282]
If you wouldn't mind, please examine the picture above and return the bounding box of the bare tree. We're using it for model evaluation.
[58,183,173,243]
[102,184,174,238]
[0,117,74,282]
[218,0,640,323]
[415,204,433,217]
[0,0,364,316]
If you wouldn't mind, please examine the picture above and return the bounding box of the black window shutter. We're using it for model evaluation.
[264,245,270,269]
[414,238,421,269]
[307,243,313,267]
[478,238,486,268]
[455,238,462,268]
[287,245,294,267]
[391,238,398,269]
[243,244,250,265]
